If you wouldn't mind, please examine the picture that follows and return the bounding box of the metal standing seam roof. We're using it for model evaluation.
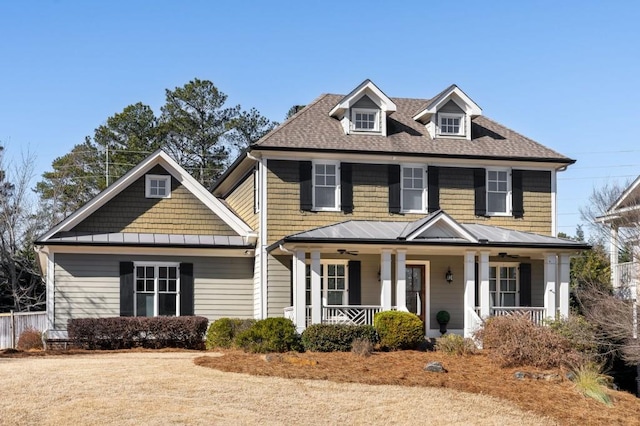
[253,94,574,163]
[42,232,250,247]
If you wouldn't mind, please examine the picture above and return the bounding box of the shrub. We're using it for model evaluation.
[570,362,613,406]
[67,316,208,350]
[17,328,43,351]
[205,318,256,349]
[373,311,424,351]
[475,314,582,368]
[547,315,598,355]
[235,317,301,353]
[436,310,450,324]
[351,338,374,357]
[435,334,476,356]
[301,324,378,352]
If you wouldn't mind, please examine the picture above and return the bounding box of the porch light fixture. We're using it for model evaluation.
[445,268,453,284]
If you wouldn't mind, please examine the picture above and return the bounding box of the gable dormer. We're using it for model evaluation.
[329,79,397,136]
[413,85,482,140]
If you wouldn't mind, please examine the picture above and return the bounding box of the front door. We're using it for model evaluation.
[406,265,425,322]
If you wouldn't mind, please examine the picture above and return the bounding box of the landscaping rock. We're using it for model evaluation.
[514,371,562,382]
[424,361,447,373]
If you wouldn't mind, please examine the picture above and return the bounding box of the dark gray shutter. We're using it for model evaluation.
[120,262,134,317]
[180,263,194,316]
[427,166,440,213]
[474,262,479,308]
[348,260,361,305]
[299,161,313,211]
[341,162,353,213]
[474,168,487,216]
[519,263,532,307]
[512,169,524,218]
[388,164,401,214]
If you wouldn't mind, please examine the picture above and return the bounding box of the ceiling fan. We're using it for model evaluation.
[498,252,519,259]
[337,249,359,256]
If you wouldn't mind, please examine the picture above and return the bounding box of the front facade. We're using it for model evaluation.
[38,80,588,338]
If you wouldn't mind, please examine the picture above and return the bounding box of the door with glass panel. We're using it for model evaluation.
[406,265,425,322]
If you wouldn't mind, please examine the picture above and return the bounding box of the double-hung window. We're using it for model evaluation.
[352,108,380,132]
[313,161,340,210]
[305,261,349,306]
[145,175,171,198]
[438,113,465,136]
[487,169,511,215]
[135,263,180,316]
[489,264,518,307]
[401,165,426,212]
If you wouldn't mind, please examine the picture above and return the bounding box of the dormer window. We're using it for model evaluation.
[352,108,380,132]
[145,175,171,198]
[438,113,465,136]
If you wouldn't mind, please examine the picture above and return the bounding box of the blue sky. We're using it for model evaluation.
[1,1,639,237]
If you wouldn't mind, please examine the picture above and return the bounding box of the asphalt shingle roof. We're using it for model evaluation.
[253,94,573,163]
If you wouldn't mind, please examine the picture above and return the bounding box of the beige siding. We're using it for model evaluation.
[418,256,465,331]
[53,253,253,329]
[267,255,291,317]
[225,172,258,230]
[73,165,237,235]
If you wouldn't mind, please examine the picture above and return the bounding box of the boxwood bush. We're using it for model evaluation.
[235,317,302,353]
[67,316,208,350]
[373,311,424,350]
[205,318,256,349]
[301,324,378,352]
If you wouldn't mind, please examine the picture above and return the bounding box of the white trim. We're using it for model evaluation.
[329,79,397,118]
[479,251,490,318]
[312,160,341,211]
[558,254,570,318]
[463,251,476,338]
[39,150,253,242]
[145,174,171,198]
[544,253,558,320]
[42,244,253,258]
[46,252,55,330]
[259,158,268,319]
[489,263,520,307]
[405,260,430,336]
[551,170,557,236]
[132,262,180,317]
[609,174,640,213]
[437,112,465,137]
[293,249,307,332]
[413,85,482,123]
[380,250,392,310]
[400,164,427,213]
[395,250,407,312]
[486,167,512,216]
[405,211,478,243]
[310,251,322,324]
[351,108,380,132]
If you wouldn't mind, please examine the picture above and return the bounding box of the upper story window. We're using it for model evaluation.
[313,161,340,210]
[145,175,171,198]
[352,108,380,132]
[401,165,426,212]
[438,113,465,136]
[487,169,511,215]
[135,263,180,317]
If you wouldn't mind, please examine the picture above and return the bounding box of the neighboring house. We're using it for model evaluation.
[36,80,589,339]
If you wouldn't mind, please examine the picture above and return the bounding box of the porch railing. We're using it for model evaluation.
[283,306,312,327]
[322,305,383,326]
[490,307,546,326]
[614,262,638,300]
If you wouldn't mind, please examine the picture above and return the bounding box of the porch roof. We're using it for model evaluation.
[41,231,252,248]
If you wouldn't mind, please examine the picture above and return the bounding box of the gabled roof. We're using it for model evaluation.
[412,84,482,123]
[399,210,478,242]
[328,79,396,118]
[37,150,254,243]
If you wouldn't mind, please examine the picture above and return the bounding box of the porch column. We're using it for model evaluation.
[479,251,490,318]
[292,249,306,332]
[395,250,407,311]
[310,250,322,325]
[464,251,477,338]
[544,253,558,320]
[558,254,571,319]
[381,250,392,310]
[610,226,619,289]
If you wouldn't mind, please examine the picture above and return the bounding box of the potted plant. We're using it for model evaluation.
[436,310,450,335]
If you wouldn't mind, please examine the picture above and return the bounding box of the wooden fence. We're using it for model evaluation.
[0,311,47,349]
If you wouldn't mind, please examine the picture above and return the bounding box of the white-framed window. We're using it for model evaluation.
[305,260,349,306]
[487,169,511,215]
[313,161,340,211]
[401,165,427,212]
[489,264,518,307]
[352,108,380,132]
[438,113,465,136]
[145,175,171,198]
[134,262,180,317]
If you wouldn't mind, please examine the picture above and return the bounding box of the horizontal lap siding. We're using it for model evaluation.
[267,255,291,317]
[420,256,465,330]
[224,172,258,230]
[54,254,253,329]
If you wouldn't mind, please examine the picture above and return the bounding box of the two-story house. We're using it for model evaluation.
[36,80,588,339]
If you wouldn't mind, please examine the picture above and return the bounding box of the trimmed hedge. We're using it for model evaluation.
[67,316,208,350]
[373,311,424,350]
[235,317,302,353]
[301,324,378,352]
[205,318,256,349]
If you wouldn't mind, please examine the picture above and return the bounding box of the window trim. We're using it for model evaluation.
[351,108,380,132]
[486,168,512,216]
[437,112,465,136]
[312,160,341,212]
[133,262,180,317]
[145,175,171,199]
[306,259,349,306]
[489,263,519,308]
[400,164,427,213]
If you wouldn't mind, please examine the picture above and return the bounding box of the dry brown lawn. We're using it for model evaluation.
[0,350,557,425]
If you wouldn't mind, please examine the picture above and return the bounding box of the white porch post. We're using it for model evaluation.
[395,250,407,311]
[479,251,490,318]
[381,250,392,310]
[310,250,322,325]
[292,249,306,332]
[610,226,619,289]
[464,251,476,338]
[559,254,571,319]
[544,253,558,320]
